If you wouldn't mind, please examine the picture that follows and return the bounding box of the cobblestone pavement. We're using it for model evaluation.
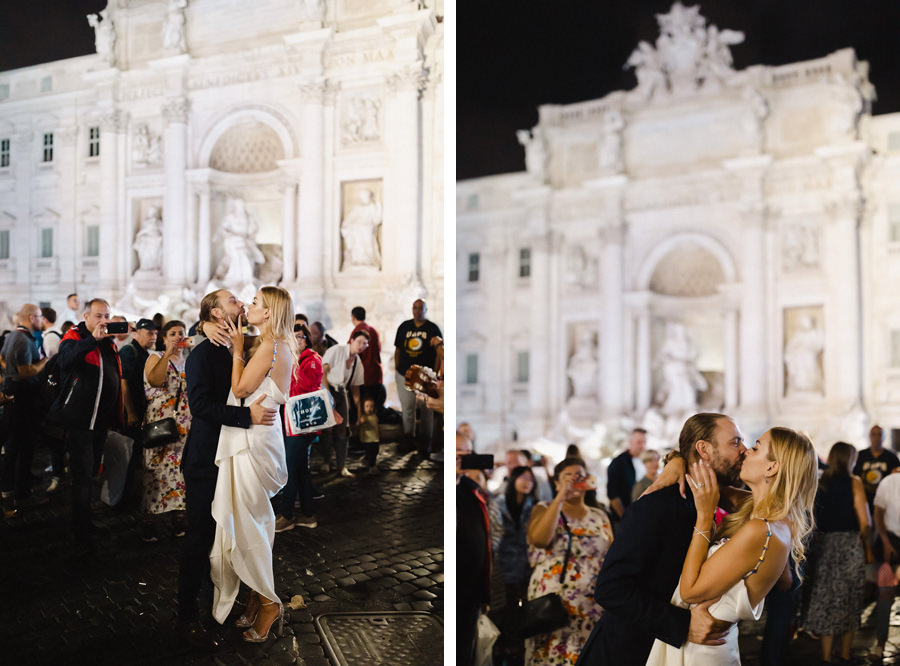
[0,442,443,665]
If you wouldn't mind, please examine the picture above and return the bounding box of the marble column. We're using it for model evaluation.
[633,296,652,413]
[297,80,325,292]
[98,110,125,290]
[196,184,211,284]
[600,223,626,415]
[56,126,79,288]
[724,307,739,409]
[281,179,297,284]
[385,66,426,282]
[738,205,768,417]
[527,231,553,424]
[162,98,189,287]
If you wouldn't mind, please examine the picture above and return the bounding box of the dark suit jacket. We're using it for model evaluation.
[182,339,250,480]
[577,485,696,666]
[606,450,638,512]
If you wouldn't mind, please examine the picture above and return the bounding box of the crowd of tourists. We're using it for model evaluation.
[458,416,899,666]
[0,290,442,649]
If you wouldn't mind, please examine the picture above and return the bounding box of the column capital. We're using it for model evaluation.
[825,192,864,222]
[387,65,428,98]
[98,109,128,133]
[599,221,626,245]
[163,97,190,124]
[299,78,327,104]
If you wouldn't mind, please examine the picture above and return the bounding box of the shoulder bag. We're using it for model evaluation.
[520,513,574,638]
[142,362,182,449]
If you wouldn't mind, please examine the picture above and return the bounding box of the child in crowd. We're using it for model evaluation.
[359,398,381,473]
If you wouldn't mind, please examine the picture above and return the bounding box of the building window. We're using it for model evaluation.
[0,230,8,259]
[890,205,900,243]
[516,351,530,383]
[466,193,479,211]
[86,225,100,257]
[40,76,52,93]
[88,126,100,158]
[40,228,53,258]
[891,330,900,368]
[890,133,900,153]
[465,353,479,384]
[468,252,480,282]
[519,247,531,278]
[42,133,53,163]
[0,138,9,168]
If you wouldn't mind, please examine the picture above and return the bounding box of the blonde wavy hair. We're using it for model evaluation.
[251,286,298,362]
[716,426,818,580]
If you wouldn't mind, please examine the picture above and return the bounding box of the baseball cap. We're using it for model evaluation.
[135,318,158,331]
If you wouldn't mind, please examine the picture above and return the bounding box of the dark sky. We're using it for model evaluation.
[457,0,900,180]
[0,1,107,72]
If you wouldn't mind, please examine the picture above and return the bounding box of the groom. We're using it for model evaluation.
[176,289,277,649]
[577,413,747,665]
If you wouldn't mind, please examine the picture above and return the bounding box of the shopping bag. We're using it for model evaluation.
[284,389,336,436]
[100,430,134,506]
[475,612,500,666]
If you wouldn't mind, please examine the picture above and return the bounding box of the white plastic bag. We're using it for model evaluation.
[475,612,500,666]
[100,430,134,506]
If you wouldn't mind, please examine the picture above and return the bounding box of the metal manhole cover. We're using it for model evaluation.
[316,611,443,666]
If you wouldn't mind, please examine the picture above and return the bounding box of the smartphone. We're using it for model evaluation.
[176,340,190,348]
[459,453,494,470]
[107,321,129,335]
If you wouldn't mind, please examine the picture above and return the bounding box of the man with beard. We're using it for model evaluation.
[577,413,747,666]
[176,289,277,649]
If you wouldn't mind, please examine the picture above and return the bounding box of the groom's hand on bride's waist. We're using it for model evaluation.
[249,394,277,426]
[687,597,732,646]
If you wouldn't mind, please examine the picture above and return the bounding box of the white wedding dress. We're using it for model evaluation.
[210,375,288,624]
[644,541,765,666]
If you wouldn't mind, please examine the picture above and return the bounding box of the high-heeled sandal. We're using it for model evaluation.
[235,593,261,629]
[242,600,284,643]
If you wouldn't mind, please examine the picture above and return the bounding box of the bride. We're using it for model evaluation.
[209,285,297,642]
[646,427,818,665]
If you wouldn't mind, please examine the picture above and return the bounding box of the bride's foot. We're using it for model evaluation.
[235,591,260,629]
[242,599,283,643]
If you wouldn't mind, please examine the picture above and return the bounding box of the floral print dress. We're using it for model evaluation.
[141,354,190,514]
[525,504,613,666]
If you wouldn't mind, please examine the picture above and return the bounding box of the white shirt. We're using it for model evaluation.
[874,472,900,536]
[322,344,364,390]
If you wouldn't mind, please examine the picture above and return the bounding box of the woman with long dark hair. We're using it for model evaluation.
[803,441,871,664]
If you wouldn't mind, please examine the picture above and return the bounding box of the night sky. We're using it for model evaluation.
[457,0,900,180]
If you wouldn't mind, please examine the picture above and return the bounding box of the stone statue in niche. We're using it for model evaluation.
[567,329,598,399]
[516,128,547,181]
[87,10,116,66]
[597,110,624,172]
[214,197,265,287]
[133,124,162,167]
[782,220,819,270]
[342,96,381,143]
[341,189,383,269]
[656,322,707,416]
[784,315,825,395]
[133,206,163,272]
[162,0,188,52]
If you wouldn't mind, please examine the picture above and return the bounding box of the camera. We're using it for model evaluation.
[106,321,129,335]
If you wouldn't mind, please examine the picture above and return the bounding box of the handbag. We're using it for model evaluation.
[520,514,574,638]
[142,364,183,449]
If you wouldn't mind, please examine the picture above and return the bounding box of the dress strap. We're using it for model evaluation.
[743,518,772,579]
[266,339,278,378]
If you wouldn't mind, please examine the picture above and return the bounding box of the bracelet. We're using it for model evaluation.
[693,527,711,543]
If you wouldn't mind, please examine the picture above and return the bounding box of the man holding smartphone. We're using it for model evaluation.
[54,298,123,550]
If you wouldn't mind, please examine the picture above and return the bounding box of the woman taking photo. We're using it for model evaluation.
[645,427,819,665]
[274,322,322,532]
[803,441,870,664]
[209,286,297,642]
[140,319,190,541]
[525,457,613,666]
